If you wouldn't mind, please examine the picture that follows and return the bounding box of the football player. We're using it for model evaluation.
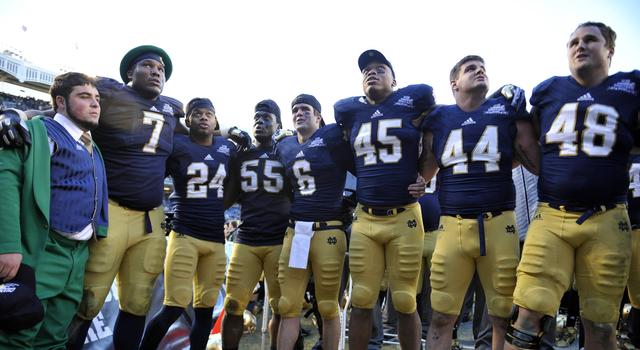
[420,54,538,350]
[506,22,640,350]
[221,99,291,350]
[333,50,435,350]
[139,98,232,350]
[65,45,185,349]
[275,94,351,350]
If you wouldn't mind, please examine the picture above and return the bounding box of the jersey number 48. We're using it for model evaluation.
[546,102,618,157]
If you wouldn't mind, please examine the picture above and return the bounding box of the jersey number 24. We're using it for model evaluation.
[187,163,226,198]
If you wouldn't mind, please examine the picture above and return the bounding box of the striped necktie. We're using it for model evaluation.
[80,132,93,155]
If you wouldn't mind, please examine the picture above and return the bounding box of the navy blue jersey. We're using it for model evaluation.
[628,154,640,228]
[425,96,525,215]
[93,77,184,211]
[418,176,440,232]
[532,71,640,207]
[167,135,235,242]
[334,84,435,206]
[276,124,352,222]
[231,145,291,246]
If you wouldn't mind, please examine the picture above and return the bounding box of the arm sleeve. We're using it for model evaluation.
[95,149,109,237]
[223,156,241,209]
[333,98,355,130]
[415,84,436,112]
[0,148,25,254]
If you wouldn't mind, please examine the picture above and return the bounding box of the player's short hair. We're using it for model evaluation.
[450,55,484,82]
[50,72,97,112]
[574,21,617,51]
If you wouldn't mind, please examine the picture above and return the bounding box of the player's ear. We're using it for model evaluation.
[391,79,397,88]
[213,115,219,131]
[55,95,66,112]
[127,69,134,82]
[450,79,458,92]
[185,114,192,127]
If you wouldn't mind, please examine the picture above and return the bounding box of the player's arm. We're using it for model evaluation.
[0,148,25,281]
[25,109,54,118]
[223,159,241,209]
[418,130,439,181]
[632,110,640,154]
[174,121,189,135]
[407,175,426,198]
[491,84,540,172]
[513,113,541,175]
[0,109,34,147]
[220,127,252,152]
[411,106,437,129]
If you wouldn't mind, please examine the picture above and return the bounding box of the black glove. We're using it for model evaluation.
[272,129,296,142]
[489,84,526,113]
[161,212,174,236]
[227,127,252,152]
[0,109,30,147]
[341,189,358,229]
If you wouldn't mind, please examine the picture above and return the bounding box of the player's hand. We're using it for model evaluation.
[408,175,426,198]
[0,109,31,147]
[489,84,526,112]
[226,127,252,152]
[273,129,296,142]
[0,253,22,282]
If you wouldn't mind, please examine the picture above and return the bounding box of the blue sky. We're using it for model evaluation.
[1,0,638,131]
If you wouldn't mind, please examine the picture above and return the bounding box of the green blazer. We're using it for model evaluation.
[0,118,108,267]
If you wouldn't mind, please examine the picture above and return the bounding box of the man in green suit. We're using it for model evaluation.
[0,72,109,349]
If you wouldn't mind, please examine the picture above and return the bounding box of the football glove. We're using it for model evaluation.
[226,126,252,152]
[0,109,30,147]
[273,128,296,142]
[161,212,174,236]
[489,84,526,113]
